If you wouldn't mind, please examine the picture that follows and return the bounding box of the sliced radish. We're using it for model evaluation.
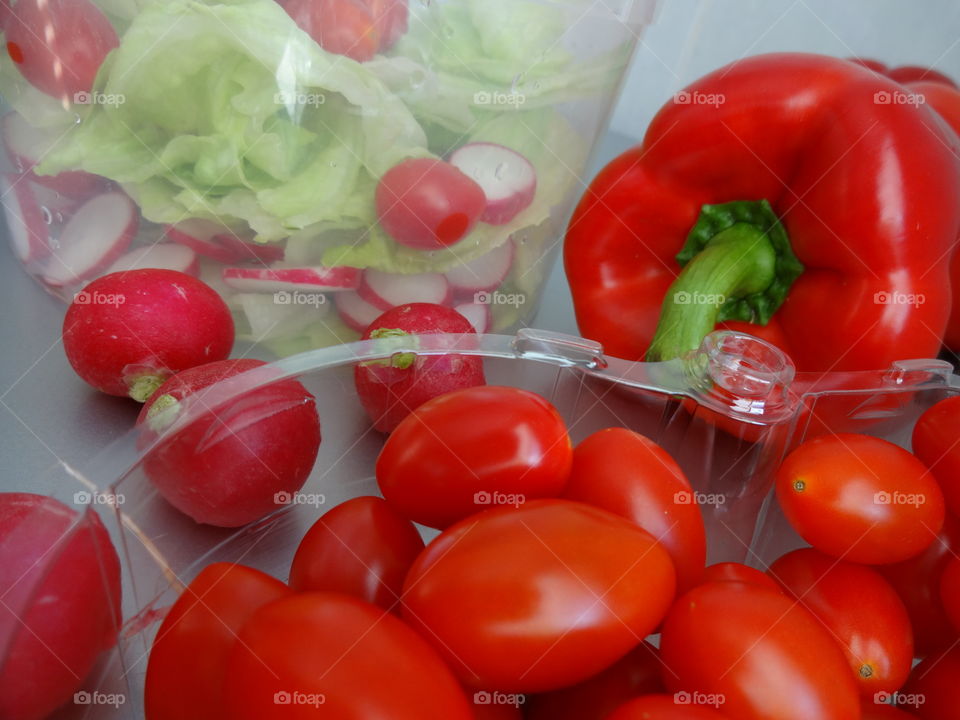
[335,291,384,333]
[212,233,285,264]
[358,269,451,311]
[1,173,49,264]
[42,192,138,287]
[165,219,240,264]
[445,241,514,294]
[107,244,199,276]
[221,266,362,293]
[235,292,327,340]
[1,112,104,197]
[30,183,83,218]
[454,302,492,334]
[448,142,537,226]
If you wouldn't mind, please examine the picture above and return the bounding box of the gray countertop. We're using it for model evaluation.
[0,131,638,493]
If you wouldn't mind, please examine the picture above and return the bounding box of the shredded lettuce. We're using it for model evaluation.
[35,0,430,241]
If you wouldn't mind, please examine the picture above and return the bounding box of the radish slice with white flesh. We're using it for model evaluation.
[42,192,138,287]
[445,240,514,294]
[213,233,285,264]
[1,173,49,264]
[1,112,104,197]
[454,302,492,334]
[335,291,384,333]
[221,266,362,293]
[107,244,199,276]
[165,219,239,263]
[359,269,451,311]
[448,142,537,226]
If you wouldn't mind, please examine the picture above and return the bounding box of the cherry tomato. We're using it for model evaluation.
[6,0,118,99]
[288,495,424,612]
[606,694,730,719]
[660,581,860,720]
[902,646,960,720]
[145,563,291,720]
[700,562,782,592]
[563,428,705,593]
[776,434,945,564]
[223,592,473,718]
[941,556,960,633]
[769,548,913,696]
[468,694,523,719]
[366,0,407,50]
[525,641,664,720]
[877,513,960,656]
[282,0,380,62]
[402,500,676,693]
[912,395,960,519]
[861,703,919,719]
[376,158,487,249]
[377,386,572,529]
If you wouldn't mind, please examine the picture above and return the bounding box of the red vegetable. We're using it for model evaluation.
[376,158,487,249]
[6,0,118,99]
[902,646,960,720]
[137,359,321,527]
[524,641,665,720]
[63,269,234,401]
[565,53,960,369]
[289,496,424,612]
[660,581,860,720]
[606,695,730,719]
[912,393,960,521]
[877,513,960,657]
[282,0,381,62]
[223,593,473,719]
[563,427,705,593]
[769,548,913,696]
[0,494,121,720]
[702,562,783,592]
[401,499,677,692]
[775,434,945,564]
[145,563,292,720]
[942,556,960,633]
[355,303,485,433]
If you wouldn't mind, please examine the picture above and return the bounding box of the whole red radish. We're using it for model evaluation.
[355,303,485,433]
[63,269,235,401]
[137,359,321,527]
[0,493,121,720]
[6,0,119,99]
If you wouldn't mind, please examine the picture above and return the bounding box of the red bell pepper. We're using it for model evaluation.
[848,57,959,89]
[565,54,960,371]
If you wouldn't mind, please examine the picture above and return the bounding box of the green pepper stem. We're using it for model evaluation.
[646,224,777,362]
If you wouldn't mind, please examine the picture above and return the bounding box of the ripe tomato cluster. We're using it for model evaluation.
[144,387,960,719]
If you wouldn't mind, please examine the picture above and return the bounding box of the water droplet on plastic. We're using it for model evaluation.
[40,207,52,225]
[442,24,454,38]
[329,161,338,168]
[494,163,507,180]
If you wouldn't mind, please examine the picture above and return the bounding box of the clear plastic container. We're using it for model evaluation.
[11,327,957,718]
[0,0,656,352]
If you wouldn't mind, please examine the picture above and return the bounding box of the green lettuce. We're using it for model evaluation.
[35,0,430,241]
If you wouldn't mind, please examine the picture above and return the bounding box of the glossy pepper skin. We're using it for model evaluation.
[565,53,960,370]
